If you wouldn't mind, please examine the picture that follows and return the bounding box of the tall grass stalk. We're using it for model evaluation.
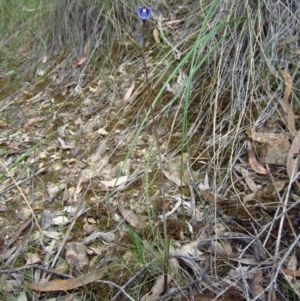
[137,6,169,292]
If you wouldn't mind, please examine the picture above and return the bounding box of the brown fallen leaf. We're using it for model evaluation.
[281,69,293,101]
[243,192,257,203]
[26,269,105,292]
[72,57,87,69]
[247,139,268,175]
[281,268,300,278]
[140,274,172,301]
[161,0,169,9]
[235,164,258,192]
[118,206,147,229]
[285,254,298,282]
[0,245,17,261]
[153,28,161,44]
[73,176,84,203]
[286,131,300,179]
[100,176,128,188]
[273,180,286,192]
[121,81,135,105]
[199,190,226,206]
[23,117,39,129]
[25,252,43,265]
[8,141,21,150]
[248,269,266,301]
[212,240,232,257]
[277,98,296,133]
[163,169,182,187]
[89,86,97,92]
[57,137,75,150]
[0,121,7,128]
[165,20,184,25]
[83,36,90,58]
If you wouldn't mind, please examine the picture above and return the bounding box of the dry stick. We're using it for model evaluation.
[267,163,298,301]
[0,160,44,245]
[0,167,46,194]
[141,19,168,293]
[266,164,298,243]
[252,234,300,301]
[0,264,73,279]
[96,280,135,301]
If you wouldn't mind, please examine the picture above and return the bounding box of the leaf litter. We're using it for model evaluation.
[0,2,300,301]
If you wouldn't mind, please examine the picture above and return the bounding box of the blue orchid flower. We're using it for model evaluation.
[137,6,152,20]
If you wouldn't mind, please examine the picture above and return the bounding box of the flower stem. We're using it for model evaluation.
[141,20,168,293]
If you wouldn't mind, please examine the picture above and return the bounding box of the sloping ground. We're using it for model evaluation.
[0,0,300,300]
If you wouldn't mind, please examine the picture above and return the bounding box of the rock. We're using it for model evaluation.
[260,139,290,165]
[65,242,89,270]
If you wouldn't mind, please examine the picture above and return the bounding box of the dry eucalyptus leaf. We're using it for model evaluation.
[97,128,108,136]
[23,117,39,129]
[161,0,169,9]
[72,57,87,68]
[285,254,298,282]
[51,216,69,226]
[16,207,32,220]
[170,243,203,276]
[247,128,287,143]
[163,169,182,186]
[212,240,232,257]
[248,269,266,301]
[169,257,180,277]
[42,231,63,240]
[100,176,128,187]
[118,206,147,229]
[89,245,105,256]
[235,165,258,192]
[247,139,268,175]
[140,274,172,301]
[54,262,70,274]
[165,20,183,25]
[277,98,296,133]
[0,246,17,261]
[83,36,90,57]
[281,69,293,101]
[27,269,105,292]
[25,253,42,265]
[57,137,74,150]
[153,28,161,44]
[158,197,181,220]
[199,190,226,206]
[122,80,135,103]
[243,192,257,203]
[273,180,286,192]
[281,268,300,278]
